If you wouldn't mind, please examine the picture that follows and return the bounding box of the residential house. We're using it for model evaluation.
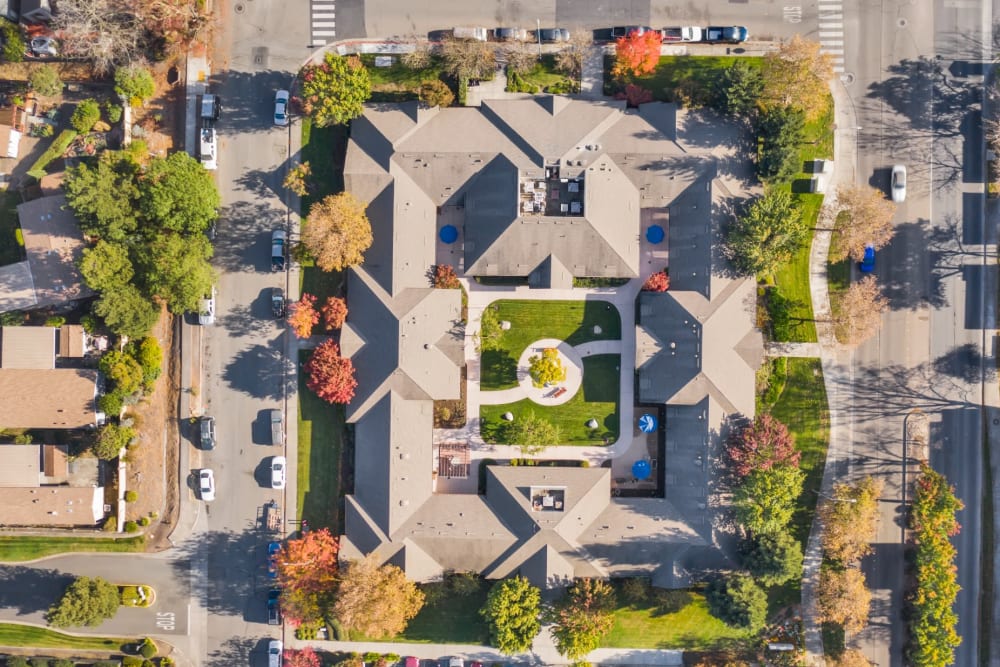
[0,443,105,527]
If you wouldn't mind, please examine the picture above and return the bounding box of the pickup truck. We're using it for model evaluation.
[270,229,286,271]
[660,26,702,42]
[270,409,284,446]
[704,26,749,43]
[453,26,488,41]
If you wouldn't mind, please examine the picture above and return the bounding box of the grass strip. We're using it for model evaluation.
[0,536,144,562]
[0,623,127,650]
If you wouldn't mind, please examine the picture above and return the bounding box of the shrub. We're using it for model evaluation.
[138,516,150,527]
[458,76,468,105]
[641,270,669,292]
[102,516,117,532]
[418,79,454,108]
[71,99,101,133]
[114,66,156,105]
[30,64,62,97]
[28,659,49,667]
[105,102,123,123]
[51,660,74,667]
[122,657,143,667]
[159,658,175,667]
[706,573,767,630]
[44,315,66,327]
[6,657,30,667]
[1,20,25,63]
[139,637,157,659]
[26,129,77,180]
[124,490,138,503]
[433,264,460,289]
[329,617,346,640]
[124,520,139,533]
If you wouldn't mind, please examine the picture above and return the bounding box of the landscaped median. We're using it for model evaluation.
[0,536,144,563]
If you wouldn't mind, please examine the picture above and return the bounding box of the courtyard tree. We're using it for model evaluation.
[320,296,348,330]
[827,184,897,262]
[554,30,593,80]
[761,35,835,121]
[333,556,425,638]
[756,106,806,183]
[500,411,561,455]
[91,423,136,460]
[439,37,497,81]
[275,528,340,626]
[47,576,120,628]
[742,532,803,586]
[301,192,373,272]
[477,306,505,352]
[715,59,764,118]
[548,578,616,660]
[30,64,63,97]
[300,53,372,127]
[705,573,767,631]
[832,276,887,346]
[726,188,806,276]
[528,348,566,386]
[817,567,871,634]
[65,151,142,243]
[611,29,662,79]
[641,270,669,292]
[418,79,455,108]
[819,476,883,565]
[93,284,158,339]
[733,464,804,535]
[79,240,134,292]
[113,65,156,105]
[724,414,801,481]
[304,339,358,405]
[480,575,542,654]
[139,151,221,236]
[288,293,320,339]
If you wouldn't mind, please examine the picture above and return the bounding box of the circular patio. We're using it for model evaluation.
[515,338,583,407]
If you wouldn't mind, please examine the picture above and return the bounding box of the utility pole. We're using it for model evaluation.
[537,18,542,56]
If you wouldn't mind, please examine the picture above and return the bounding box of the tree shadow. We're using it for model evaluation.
[222,338,295,400]
[205,634,262,667]
[233,166,285,202]
[0,566,73,618]
[212,200,288,275]
[876,220,948,310]
[220,294,279,339]
[933,343,995,384]
[479,350,517,388]
[206,69,297,137]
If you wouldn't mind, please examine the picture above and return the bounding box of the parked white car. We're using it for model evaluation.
[274,90,290,126]
[199,469,216,502]
[199,127,217,171]
[271,456,286,489]
[198,286,216,325]
[891,164,907,203]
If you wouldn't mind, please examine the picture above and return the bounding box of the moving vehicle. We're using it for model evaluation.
[267,589,281,625]
[660,26,702,42]
[200,93,221,121]
[267,541,281,578]
[704,26,749,43]
[274,90,290,126]
[198,286,215,325]
[199,469,215,502]
[452,26,489,41]
[271,229,286,271]
[267,639,282,667]
[199,128,217,171]
[271,287,285,318]
[535,28,570,43]
[270,409,284,446]
[30,36,57,57]
[271,456,287,489]
[492,27,527,41]
[891,164,907,202]
[199,416,216,450]
[860,244,875,273]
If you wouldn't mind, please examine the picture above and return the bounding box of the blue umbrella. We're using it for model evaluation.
[632,459,652,480]
[439,225,458,244]
[638,413,658,433]
[646,225,665,244]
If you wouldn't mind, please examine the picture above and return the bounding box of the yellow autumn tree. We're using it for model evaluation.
[301,192,372,272]
[761,35,834,121]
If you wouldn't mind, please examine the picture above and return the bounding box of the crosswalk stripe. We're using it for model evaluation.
[314,29,337,35]
[311,0,335,41]
[313,39,327,45]
[819,31,842,37]
[821,49,845,55]
[822,40,844,45]
[819,22,844,28]
[314,12,336,17]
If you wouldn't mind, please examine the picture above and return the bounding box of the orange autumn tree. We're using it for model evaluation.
[320,296,348,330]
[612,29,662,79]
[287,293,320,338]
[304,339,358,404]
[276,528,340,626]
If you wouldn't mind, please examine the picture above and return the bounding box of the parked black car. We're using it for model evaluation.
[536,28,570,43]
[267,589,281,625]
[271,287,285,318]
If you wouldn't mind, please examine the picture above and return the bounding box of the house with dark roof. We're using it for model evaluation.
[339,97,761,589]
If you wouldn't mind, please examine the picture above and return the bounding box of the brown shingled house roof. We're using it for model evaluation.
[0,368,99,428]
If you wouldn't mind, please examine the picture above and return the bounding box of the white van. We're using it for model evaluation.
[199,128,217,171]
[453,26,488,41]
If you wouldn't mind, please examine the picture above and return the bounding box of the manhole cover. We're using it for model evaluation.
[234,3,245,13]
[840,72,856,85]
[898,17,907,27]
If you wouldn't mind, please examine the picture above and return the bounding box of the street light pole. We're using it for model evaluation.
[537,18,542,56]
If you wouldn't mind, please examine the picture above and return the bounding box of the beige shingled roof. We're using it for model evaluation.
[1,326,56,369]
[17,194,93,308]
[0,368,99,428]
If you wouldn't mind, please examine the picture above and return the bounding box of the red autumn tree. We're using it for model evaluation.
[276,528,340,626]
[642,270,669,292]
[283,647,321,667]
[287,293,320,339]
[725,414,801,481]
[612,30,662,79]
[614,83,654,107]
[304,339,357,404]
[433,264,460,289]
[320,296,348,330]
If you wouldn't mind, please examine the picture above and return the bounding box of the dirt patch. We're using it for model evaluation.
[131,58,187,157]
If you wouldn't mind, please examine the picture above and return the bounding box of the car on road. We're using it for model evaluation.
[30,36,58,57]
[535,28,570,43]
[611,26,654,38]
[274,90,290,126]
[199,469,215,502]
[492,27,527,41]
[199,416,216,450]
[271,287,285,318]
[891,164,907,202]
[860,244,875,273]
[271,229,286,271]
[268,639,282,666]
[198,287,216,325]
[267,541,281,577]
[271,456,287,489]
[704,26,749,43]
[267,589,281,625]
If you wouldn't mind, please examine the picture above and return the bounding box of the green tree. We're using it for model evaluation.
[1,20,25,63]
[300,53,371,127]
[47,576,120,627]
[79,240,134,291]
[706,573,767,630]
[528,348,566,387]
[499,411,561,455]
[93,284,158,339]
[114,65,156,104]
[761,35,834,122]
[138,152,221,236]
[99,349,144,396]
[92,423,136,460]
[128,336,162,389]
[418,79,454,108]
[136,232,215,314]
[726,189,806,277]
[549,578,615,660]
[480,576,542,654]
[477,306,504,352]
[71,99,101,133]
[714,59,763,117]
[733,464,804,535]
[742,532,803,586]
[756,105,805,183]
[65,151,141,242]
[30,64,62,97]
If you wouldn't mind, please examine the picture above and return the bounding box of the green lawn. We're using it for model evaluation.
[297,350,344,532]
[0,190,23,266]
[768,240,817,343]
[0,536,144,562]
[481,354,620,445]
[300,264,344,304]
[355,578,490,644]
[479,299,621,390]
[603,588,752,650]
[615,56,762,101]
[517,55,576,92]
[358,54,446,102]
[0,623,128,650]
[299,118,348,214]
